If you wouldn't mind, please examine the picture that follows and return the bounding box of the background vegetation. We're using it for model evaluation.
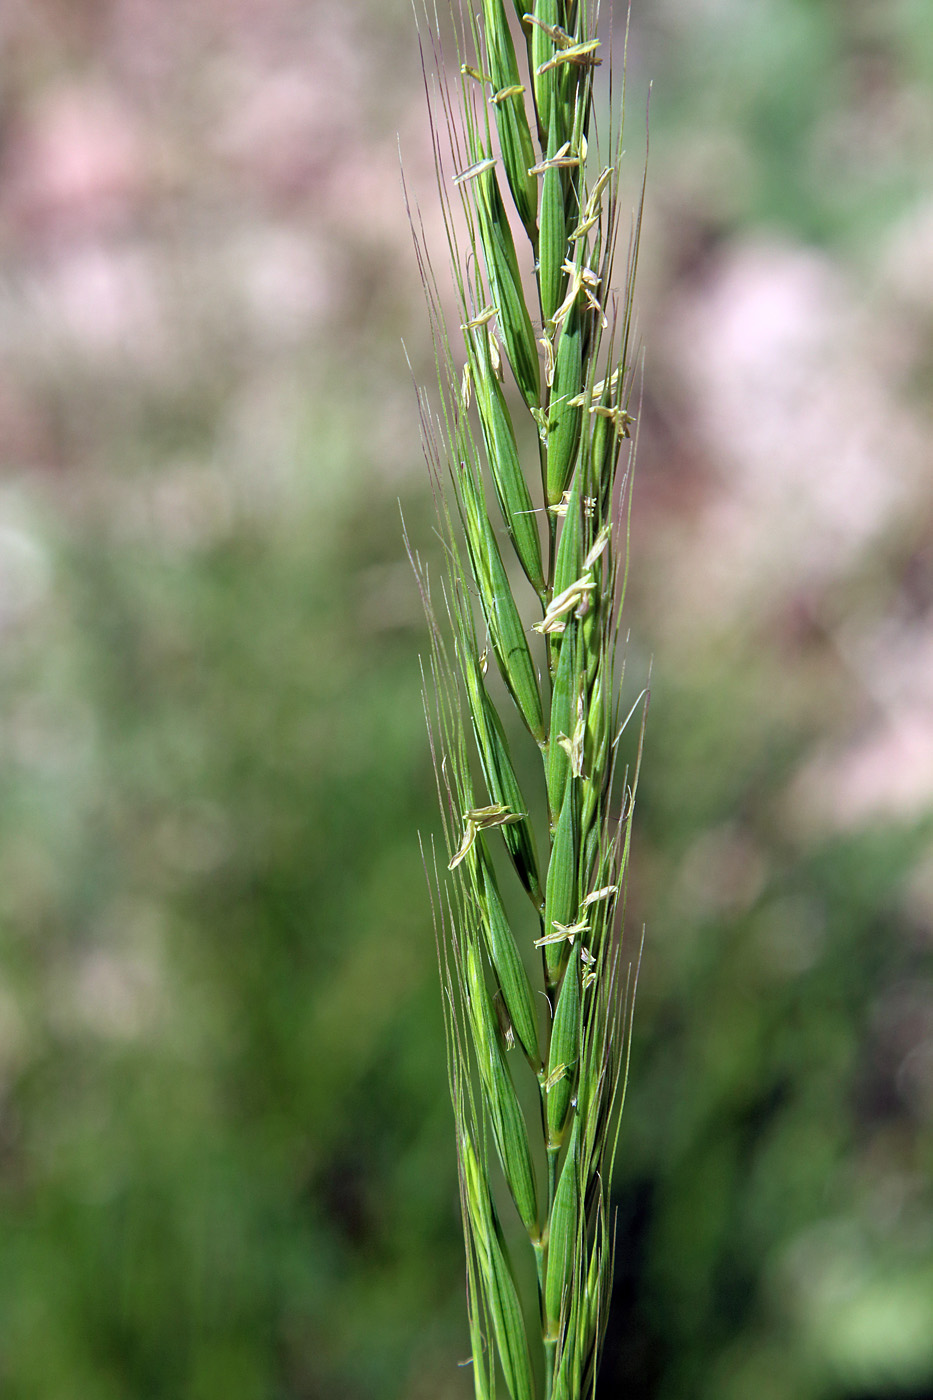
[0,2,931,1397]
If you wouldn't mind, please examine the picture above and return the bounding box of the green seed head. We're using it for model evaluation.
[415,0,644,1390]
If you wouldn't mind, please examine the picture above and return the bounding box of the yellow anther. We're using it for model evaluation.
[531,406,549,446]
[461,305,498,330]
[460,361,472,411]
[583,525,611,570]
[453,157,497,185]
[461,64,493,85]
[488,330,503,380]
[528,143,582,176]
[533,576,596,634]
[534,918,589,949]
[539,333,555,388]
[544,1063,568,1091]
[591,403,636,438]
[548,491,596,518]
[522,16,575,47]
[449,804,523,870]
[582,885,618,907]
[491,84,525,104]
[537,38,601,73]
[551,259,605,330]
[567,368,620,409]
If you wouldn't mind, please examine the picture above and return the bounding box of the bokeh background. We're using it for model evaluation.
[1,2,932,1397]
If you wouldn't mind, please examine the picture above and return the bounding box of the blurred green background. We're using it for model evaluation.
[0,2,931,1397]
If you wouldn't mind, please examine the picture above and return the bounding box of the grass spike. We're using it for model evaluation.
[410,2,646,1394]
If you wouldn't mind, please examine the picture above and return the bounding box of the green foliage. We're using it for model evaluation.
[0,397,461,1400]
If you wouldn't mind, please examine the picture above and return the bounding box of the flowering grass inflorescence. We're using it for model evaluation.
[407,4,645,1396]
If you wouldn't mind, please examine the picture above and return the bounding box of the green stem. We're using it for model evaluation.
[546,1142,560,1212]
[532,1234,547,1305]
[544,1338,557,1399]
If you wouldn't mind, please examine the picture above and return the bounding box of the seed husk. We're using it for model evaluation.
[488,1226,536,1400]
[458,462,545,742]
[482,0,539,241]
[461,1131,536,1400]
[550,472,586,663]
[528,0,560,140]
[482,863,541,1063]
[546,311,585,505]
[462,651,542,900]
[471,329,545,593]
[545,1119,580,1324]
[547,617,577,814]
[539,89,568,327]
[466,944,540,1234]
[475,166,541,411]
[547,951,581,1141]
[543,782,577,978]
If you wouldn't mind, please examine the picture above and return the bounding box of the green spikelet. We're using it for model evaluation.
[545,1119,580,1325]
[474,165,541,411]
[482,0,539,242]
